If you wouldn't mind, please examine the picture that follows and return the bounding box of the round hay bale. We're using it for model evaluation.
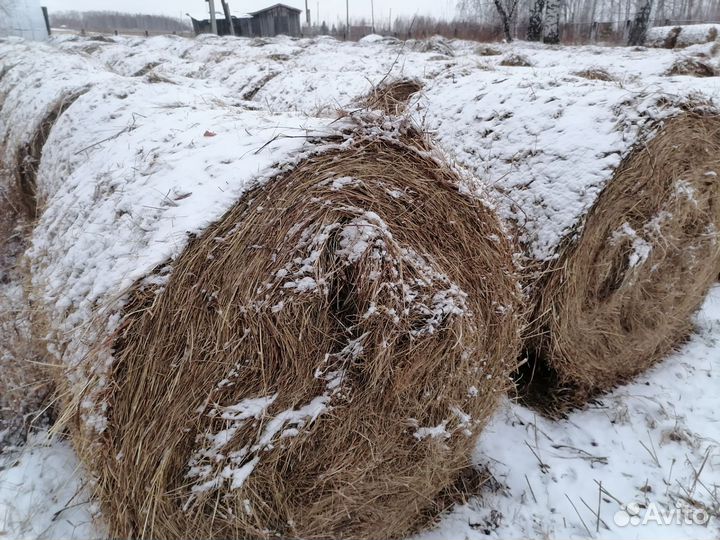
[419,65,720,408]
[21,69,522,538]
[666,57,717,77]
[526,112,720,405]
[90,133,521,540]
[0,41,107,221]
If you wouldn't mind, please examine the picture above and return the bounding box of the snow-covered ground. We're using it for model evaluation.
[1,34,720,539]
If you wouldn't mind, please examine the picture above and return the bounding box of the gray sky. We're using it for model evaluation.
[42,0,460,26]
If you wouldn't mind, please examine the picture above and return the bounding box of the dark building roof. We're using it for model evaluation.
[248,3,302,16]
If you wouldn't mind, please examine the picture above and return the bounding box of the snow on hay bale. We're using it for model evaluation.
[26,73,522,537]
[666,56,718,77]
[0,42,111,440]
[0,41,110,221]
[647,24,720,48]
[421,69,720,407]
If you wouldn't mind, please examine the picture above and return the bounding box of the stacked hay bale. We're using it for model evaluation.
[421,68,720,408]
[14,50,523,539]
[0,41,110,220]
[0,41,110,442]
[647,23,720,48]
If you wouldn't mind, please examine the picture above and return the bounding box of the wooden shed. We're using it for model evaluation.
[248,3,301,37]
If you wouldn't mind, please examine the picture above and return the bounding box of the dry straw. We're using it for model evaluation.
[0,85,76,444]
[362,79,423,115]
[72,125,522,539]
[520,113,720,411]
[8,92,84,220]
[666,58,718,77]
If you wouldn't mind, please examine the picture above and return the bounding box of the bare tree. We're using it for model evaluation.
[494,0,520,41]
[628,0,654,44]
[458,0,519,41]
[543,0,562,42]
[527,0,546,40]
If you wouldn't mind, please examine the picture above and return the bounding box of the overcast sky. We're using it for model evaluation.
[41,0,461,26]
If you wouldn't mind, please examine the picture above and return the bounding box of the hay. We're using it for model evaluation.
[499,54,533,67]
[573,68,616,81]
[666,58,717,77]
[410,37,455,57]
[79,129,522,539]
[0,188,53,446]
[475,45,502,56]
[241,72,280,101]
[520,113,720,410]
[11,93,83,220]
[363,78,423,114]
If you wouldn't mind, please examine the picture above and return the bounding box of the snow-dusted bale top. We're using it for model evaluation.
[420,67,685,261]
[49,34,720,121]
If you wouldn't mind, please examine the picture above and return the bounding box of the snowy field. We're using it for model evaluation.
[1,33,720,539]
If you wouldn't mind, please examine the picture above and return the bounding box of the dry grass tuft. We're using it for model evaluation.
[76,126,522,539]
[666,57,717,77]
[499,53,533,67]
[363,79,423,115]
[241,72,279,101]
[132,62,160,77]
[475,45,502,56]
[519,113,720,412]
[573,68,616,81]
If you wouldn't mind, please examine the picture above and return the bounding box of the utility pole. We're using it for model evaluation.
[389,8,392,32]
[221,0,235,35]
[207,0,218,34]
[370,0,375,32]
[346,0,350,40]
[305,0,311,26]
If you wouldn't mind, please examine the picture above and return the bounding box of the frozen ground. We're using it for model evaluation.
[1,34,720,539]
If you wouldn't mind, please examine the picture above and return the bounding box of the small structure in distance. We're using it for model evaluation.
[190,3,301,37]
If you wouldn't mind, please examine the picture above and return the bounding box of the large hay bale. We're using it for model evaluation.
[24,70,522,539]
[0,42,109,442]
[0,41,109,220]
[527,112,720,404]
[421,67,720,407]
[666,57,717,77]
[646,24,720,48]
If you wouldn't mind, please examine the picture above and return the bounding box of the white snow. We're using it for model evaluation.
[611,223,652,268]
[0,432,101,539]
[414,285,720,540]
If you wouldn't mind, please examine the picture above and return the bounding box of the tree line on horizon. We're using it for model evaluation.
[44,1,720,45]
